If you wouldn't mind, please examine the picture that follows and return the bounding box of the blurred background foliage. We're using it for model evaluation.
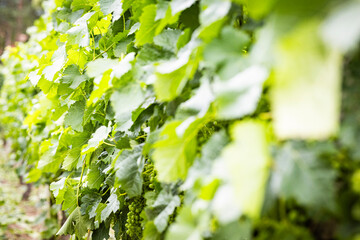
[0,0,41,55]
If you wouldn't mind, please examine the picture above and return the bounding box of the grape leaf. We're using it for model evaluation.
[60,65,88,89]
[135,4,158,46]
[114,145,144,197]
[170,0,197,15]
[153,117,208,182]
[81,192,102,217]
[62,187,77,213]
[87,163,105,190]
[101,192,120,222]
[152,189,181,232]
[82,126,111,154]
[100,0,123,22]
[111,81,145,124]
[57,207,93,237]
[220,121,270,219]
[271,142,336,210]
[64,100,86,132]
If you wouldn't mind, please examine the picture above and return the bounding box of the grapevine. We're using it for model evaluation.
[0,0,359,239]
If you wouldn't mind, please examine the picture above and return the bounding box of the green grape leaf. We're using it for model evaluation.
[64,100,86,132]
[203,26,250,69]
[153,29,182,52]
[71,0,97,11]
[67,49,88,69]
[271,142,336,210]
[38,145,65,173]
[153,116,208,182]
[114,145,144,197]
[143,221,162,240]
[57,207,93,237]
[87,70,112,105]
[111,81,145,124]
[170,0,197,15]
[152,189,181,232]
[86,58,117,78]
[87,163,105,190]
[165,206,210,240]
[199,0,231,27]
[92,222,110,240]
[100,0,123,22]
[50,177,66,199]
[321,1,360,53]
[219,121,270,219]
[61,65,88,89]
[114,37,134,58]
[213,65,268,120]
[212,219,252,240]
[57,207,79,235]
[135,4,158,46]
[82,125,111,154]
[154,40,199,101]
[62,187,77,213]
[62,147,82,171]
[272,21,341,139]
[101,192,120,222]
[43,45,67,81]
[67,12,95,47]
[81,192,102,217]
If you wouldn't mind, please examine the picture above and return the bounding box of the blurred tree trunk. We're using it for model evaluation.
[0,0,36,55]
[16,0,24,42]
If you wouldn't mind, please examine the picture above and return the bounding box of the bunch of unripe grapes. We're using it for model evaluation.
[125,161,157,238]
[125,197,145,239]
[143,161,157,190]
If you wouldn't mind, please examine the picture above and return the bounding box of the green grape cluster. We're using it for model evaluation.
[125,197,145,239]
[142,161,157,190]
[197,121,224,146]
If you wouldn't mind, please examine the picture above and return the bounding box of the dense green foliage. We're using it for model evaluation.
[1,0,360,239]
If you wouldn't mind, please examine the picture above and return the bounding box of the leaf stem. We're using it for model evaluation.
[123,15,126,32]
[103,141,116,147]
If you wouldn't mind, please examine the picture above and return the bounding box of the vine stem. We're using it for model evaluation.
[90,30,96,60]
[94,41,116,60]
[102,187,111,196]
[87,229,91,239]
[76,156,87,206]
